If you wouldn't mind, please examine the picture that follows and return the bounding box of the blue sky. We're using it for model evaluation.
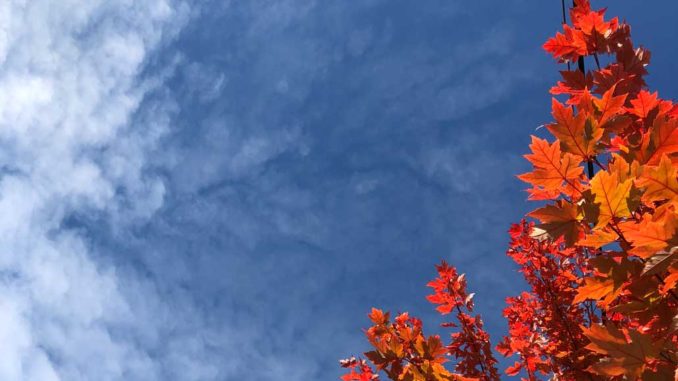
[0,1,676,380]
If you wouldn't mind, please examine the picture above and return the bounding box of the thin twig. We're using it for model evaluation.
[561,0,572,71]
[592,157,607,171]
[593,54,601,70]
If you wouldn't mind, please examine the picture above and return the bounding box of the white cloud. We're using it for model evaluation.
[0,1,194,380]
[0,0,547,379]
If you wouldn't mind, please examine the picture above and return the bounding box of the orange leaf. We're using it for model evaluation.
[518,136,584,198]
[573,277,620,306]
[636,155,678,204]
[368,308,389,325]
[593,84,627,126]
[504,362,522,377]
[660,270,678,294]
[577,228,617,248]
[607,154,640,183]
[627,90,660,119]
[583,324,660,379]
[645,116,678,165]
[548,98,603,158]
[619,214,677,259]
[550,70,593,104]
[543,25,588,62]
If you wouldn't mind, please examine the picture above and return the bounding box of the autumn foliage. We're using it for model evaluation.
[341,1,677,380]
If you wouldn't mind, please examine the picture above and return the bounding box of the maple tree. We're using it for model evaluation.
[341,1,678,380]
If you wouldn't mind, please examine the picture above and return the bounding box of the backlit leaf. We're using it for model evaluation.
[527,201,582,245]
[590,169,633,228]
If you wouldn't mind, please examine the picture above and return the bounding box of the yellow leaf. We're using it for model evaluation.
[636,154,678,204]
[590,169,633,229]
[577,228,618,248]
[607,153,641,183]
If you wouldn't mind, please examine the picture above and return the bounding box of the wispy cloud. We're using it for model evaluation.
[0,1,193,379]
[126,1,539,379]
[4,1,674,380]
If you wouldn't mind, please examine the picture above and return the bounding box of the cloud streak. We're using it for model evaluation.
[126,1,539,379]
[0,1,195,380]
[3,1,676,380]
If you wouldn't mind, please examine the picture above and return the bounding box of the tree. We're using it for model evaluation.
[340,1,678,380]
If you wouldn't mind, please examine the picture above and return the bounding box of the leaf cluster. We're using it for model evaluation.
[341,1,677,380]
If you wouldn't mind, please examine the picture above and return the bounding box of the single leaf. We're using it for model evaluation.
[587,358,627,377]
[619,214,677,259]
[572,7,618,36]
[583,324,659,379]
[602,114,633,134]
[590,169,633,228]
[607,154,640,183]
[645,116,678,165]
[576,88,595,115]
[589,256,640,288]
[593,84,627,126]
[518,136,584,197]
[608,300,649,315]
[660,271,678,294]
[573,277,620,306]
[550,70,593,104]
[593,63,638,97]
[580,189,601,225]
[627,90,660,119]
[671,104,678,118]
[368,308,389,325]
[525,187,562,201]
[548,98,601,158]
[636,155,678,204]
[528,201,582,245]
[577,228,617,248]
[504,362,522,377]
[543,24,588,62]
